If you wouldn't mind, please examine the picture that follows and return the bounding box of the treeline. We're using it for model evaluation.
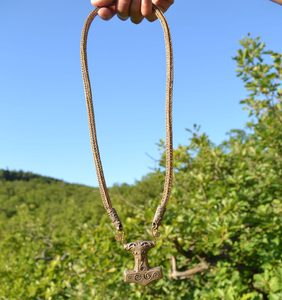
[0,169,61,184]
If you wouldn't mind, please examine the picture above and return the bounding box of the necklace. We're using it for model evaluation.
[80,5,173,286]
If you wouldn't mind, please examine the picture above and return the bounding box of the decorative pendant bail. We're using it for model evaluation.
[107,207,123,232]
[152,205,166,236]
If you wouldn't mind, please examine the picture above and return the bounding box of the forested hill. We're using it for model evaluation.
[0,169,62,184]
[0,168,163,207]
[0,166,163,223]
[0,168,100,219]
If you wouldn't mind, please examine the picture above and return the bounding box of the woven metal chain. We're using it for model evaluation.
[80,5,174,240]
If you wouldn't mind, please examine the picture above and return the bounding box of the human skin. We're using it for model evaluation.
[271,0,282,4]
[271,0,282,5]
[91,0,174,24]
[91,0,280,24]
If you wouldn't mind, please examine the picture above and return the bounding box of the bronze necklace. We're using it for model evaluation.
[80,5,173,286]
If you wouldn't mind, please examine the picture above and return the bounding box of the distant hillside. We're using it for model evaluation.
[0,169,104,220]
[0,169,62,184]
[0,168,162,217]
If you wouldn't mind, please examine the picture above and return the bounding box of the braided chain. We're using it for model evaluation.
[80,5,173,239]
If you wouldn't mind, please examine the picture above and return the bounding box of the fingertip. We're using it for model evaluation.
[141,0,152,18]
[146,14,157,22]
[98,7,115,20]
[116,0,131,20]
[131,16,144,24]
[91,0,100,6]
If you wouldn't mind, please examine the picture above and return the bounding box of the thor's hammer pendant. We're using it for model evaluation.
[123,241,163,286]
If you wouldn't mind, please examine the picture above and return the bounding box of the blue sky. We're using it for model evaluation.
[0,0,281,187]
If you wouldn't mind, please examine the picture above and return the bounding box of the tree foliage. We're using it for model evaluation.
[0,36,281,299]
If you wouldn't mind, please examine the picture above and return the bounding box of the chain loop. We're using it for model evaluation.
[80,5,174,239]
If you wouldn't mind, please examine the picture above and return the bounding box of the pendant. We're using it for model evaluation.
[124,241,163,286]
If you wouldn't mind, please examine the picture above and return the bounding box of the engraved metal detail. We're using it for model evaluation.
[107,208,123,231]
[124,241,163,286]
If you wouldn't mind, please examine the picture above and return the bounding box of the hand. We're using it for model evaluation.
[91,0,174,24]
[271,0,282,4]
